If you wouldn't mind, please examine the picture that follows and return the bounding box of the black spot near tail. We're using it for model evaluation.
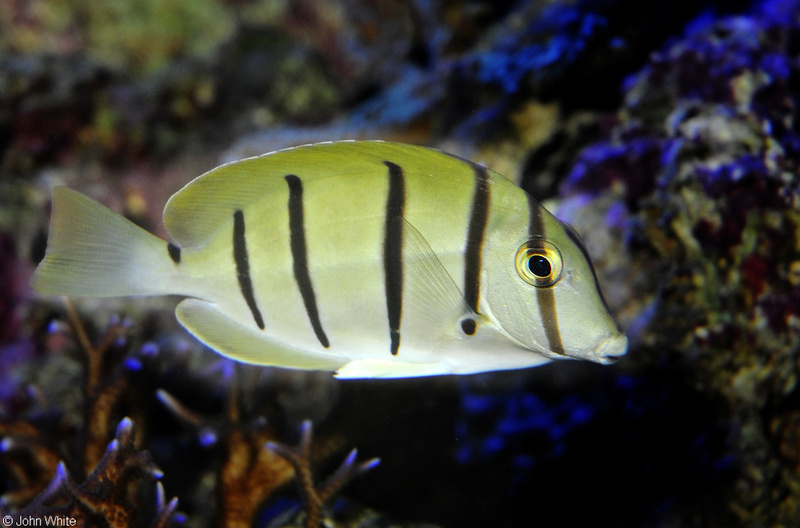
[167,242,181,264]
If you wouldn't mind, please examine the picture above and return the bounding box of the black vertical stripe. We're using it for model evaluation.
[527,197,565,356]
[285,174,330,348]
[528,196,546,239]
[463,165,490,314]
[233,210,265,330]
[383,161,405,355]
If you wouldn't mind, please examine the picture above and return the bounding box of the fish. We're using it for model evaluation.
[31,141,627,378]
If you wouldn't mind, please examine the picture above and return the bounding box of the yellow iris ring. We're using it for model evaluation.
[515,239,563,288]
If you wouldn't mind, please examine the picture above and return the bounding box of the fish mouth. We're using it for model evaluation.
[593,332,628,365]
[582,332,628,365]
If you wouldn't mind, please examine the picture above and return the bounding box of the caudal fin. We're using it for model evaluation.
[31,187,179,298]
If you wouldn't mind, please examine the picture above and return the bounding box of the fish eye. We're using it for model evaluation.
[515,239,563,288]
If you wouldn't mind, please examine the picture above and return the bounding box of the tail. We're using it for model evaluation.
[31,187,179,298]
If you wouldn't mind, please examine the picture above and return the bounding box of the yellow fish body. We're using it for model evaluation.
[32,141,626,377]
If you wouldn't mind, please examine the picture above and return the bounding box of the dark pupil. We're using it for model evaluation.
[528,255,551,277]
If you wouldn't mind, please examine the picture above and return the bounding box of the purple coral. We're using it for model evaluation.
[555,1,800,525]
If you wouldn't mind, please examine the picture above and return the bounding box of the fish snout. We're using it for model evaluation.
[592,332,628,365]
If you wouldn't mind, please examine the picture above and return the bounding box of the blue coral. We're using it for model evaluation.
[450,365,733,525]
[471,8,608,94]
[455,392,595,465]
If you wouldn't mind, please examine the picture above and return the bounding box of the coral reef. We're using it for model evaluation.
[2,0,753,174]
[560,0,800,523]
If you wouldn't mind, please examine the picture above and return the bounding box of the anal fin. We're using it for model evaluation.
[175,299,345,371]
[335,359,452,378]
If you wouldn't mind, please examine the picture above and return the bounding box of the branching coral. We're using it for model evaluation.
[266,420,380,528]
[0,302,180,526]
[0,417,178,528]
[0,420,62,509]
[62,299,132,476]
[158,367,379,528]
[157,367,297,528]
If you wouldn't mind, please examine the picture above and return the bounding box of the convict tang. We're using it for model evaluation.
[31,141,627,377]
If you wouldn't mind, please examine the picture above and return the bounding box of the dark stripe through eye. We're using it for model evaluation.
[383,161,405,356]
[233,210,265,330]
[285,174,330,348]
[527,198,565,356]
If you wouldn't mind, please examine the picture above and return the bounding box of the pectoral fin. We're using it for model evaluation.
[334,220,488,379]
[398,217,484,344]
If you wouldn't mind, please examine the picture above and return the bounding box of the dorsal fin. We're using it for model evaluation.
[162,141,481,249]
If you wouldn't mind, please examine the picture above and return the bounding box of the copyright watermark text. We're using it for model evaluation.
[2,516,76,527]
